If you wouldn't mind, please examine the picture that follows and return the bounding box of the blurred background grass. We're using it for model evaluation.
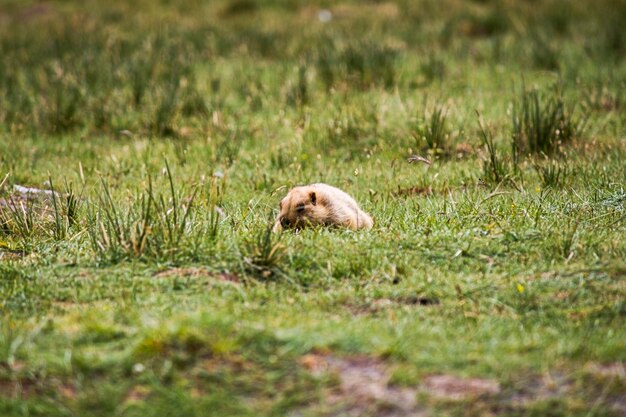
[0,0,623,137]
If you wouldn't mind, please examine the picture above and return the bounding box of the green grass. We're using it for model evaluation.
[0,0,625,416]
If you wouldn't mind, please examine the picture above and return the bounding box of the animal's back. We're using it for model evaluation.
[309,183,360,209]
[310,183,372,229]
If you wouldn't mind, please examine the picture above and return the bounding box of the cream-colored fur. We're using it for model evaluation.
[273,183,373,232]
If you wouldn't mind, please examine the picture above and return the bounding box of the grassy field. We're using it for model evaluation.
[0,0,625,416]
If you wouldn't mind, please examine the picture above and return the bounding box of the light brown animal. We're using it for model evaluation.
[273,183,373,232]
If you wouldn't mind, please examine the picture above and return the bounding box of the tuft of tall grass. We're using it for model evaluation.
[511,87,586,157]
[48,178,83,241]
[204,173,227,242]
[411,105,452,155]
[86,162,201,262]
[477,112,512,185]
[0,179,81,245]
[581,76,623,112]
[242,226,286,281]
[86,178,153,261]
[532,156,569,188]
[0,196,35,240]
[152,161,198,250]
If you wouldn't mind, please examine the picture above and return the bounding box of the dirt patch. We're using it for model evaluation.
[16,3,56,21]
[582,364,626,414]
[124,385,151,403]
[398,295,440,306]
[393,186,433,198]
[5,361,26,372]
[348,296,440,315]
[421,374,500,400]
[455,142,474,158]
[0,375,74,400]
[299,354,507,415]
[554,290,570,301]
[505,373,575,409]
[0,378,38,398]
[153,267,240,283]
[0,248,25,261]
[57,383,77,399]
[585,362,626,379]
[299,354,420,416]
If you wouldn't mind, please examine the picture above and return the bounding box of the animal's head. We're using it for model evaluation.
[273,186,327,232]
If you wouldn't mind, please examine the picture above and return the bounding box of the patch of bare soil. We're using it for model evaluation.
[153,267,240,283]
[393,186,433,198]
[57,383,77,399]
[0,2,57,26]
[455,142,475,158]
[16,3,56,22]
[421,374,500,400]
[585,362,626,379]
[0,378,39,398]
[124,385,151,403]
[0,248,25,261]
[299,353,422,416]
[506,373,572,407]
[298,354,511,416]
[0,373,75,400]
[348,296,440,315]
[584,362,626,415]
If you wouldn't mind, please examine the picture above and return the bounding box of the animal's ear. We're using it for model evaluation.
[309,191,317,206]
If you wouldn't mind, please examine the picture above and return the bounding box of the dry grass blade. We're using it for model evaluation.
[407,155,432,165]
